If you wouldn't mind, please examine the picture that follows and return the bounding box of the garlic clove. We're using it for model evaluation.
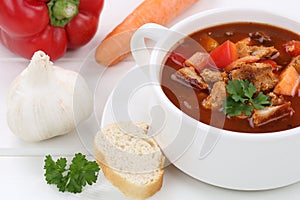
[6,51,93,142]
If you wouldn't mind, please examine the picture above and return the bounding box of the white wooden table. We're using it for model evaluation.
[2,0,300,199]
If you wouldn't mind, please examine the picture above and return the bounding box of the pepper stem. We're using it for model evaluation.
[48,0,80,27]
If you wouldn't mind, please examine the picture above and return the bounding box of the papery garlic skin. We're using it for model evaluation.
[6,51,93,142]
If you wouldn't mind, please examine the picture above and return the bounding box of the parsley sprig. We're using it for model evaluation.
[44,153,100,194]
[223,80,271,117]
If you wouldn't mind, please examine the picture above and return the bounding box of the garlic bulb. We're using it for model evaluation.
[6,51,93,142]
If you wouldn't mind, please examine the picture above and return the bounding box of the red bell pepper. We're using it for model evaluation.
[0,0,104,60]
[258,59,277,68]
[210,40,238,69]
[284,40,300,56]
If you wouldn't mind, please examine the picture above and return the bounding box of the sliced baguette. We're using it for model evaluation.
[94,122,165,199]
[96,156,164,200]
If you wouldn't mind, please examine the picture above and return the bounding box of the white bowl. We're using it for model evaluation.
[130,8,300,190]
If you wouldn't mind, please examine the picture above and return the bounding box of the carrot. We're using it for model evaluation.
[95,0,198,66]
[274,66,299,96]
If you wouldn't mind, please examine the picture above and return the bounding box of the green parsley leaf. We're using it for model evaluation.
[226,79,248,103]
[44,153,100,194]
[250,92,271,109]
[223,96,254,117]
[67,153,100,193]
[223,80,270,117]
[243,80,257,99]
[44,156,67,187]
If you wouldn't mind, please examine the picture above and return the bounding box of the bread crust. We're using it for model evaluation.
[96,159,164,200]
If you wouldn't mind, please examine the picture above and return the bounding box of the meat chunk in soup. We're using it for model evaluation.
[200,68,228,84]
[231,62,279,92]
[251,102,294,127]
[250,46,279,59]
[249,31,272,44]
[268,92,285,106]
[184,52,210,70]
[235,37,279,59]
[226,55,260,71]
[174,67,209,90]
[235,37,252,58]
[202,81,226,110]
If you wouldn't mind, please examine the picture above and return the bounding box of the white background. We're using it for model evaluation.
[1,0,300,199]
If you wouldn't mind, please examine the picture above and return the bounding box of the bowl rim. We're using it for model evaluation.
[150,7,300,139]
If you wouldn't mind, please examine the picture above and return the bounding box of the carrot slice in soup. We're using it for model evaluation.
[274,66,299,96]
[95,0,198,66]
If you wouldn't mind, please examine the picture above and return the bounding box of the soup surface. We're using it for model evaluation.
[161,22,300,133]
